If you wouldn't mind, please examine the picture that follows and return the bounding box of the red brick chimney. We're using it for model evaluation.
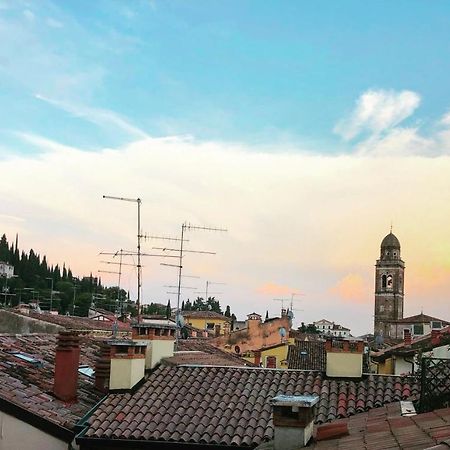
[54,331,80,402]
[94,342,111,393]
[431,329,441,346]
[404,328,412,347]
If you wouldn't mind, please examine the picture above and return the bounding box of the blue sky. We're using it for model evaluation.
[2,1,450,333]
[2,0,450,154]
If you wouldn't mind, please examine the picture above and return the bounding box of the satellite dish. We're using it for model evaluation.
[279,327,287,338]
[234,345,241,354]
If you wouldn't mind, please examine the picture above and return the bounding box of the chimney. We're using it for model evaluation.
[109,340,147,391]
[132,321,175,370]
[271,395,319,449]
[325,338,364,378]
[431,329,441,346]
[54,331,80,402]
[94,342,111,393]
[404,328,412,347]
[247,313,262,335]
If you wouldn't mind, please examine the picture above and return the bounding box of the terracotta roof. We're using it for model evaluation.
[394,313,450,324]
[167,339,256,367]
[81,366,419,447]
[0,334,103,432]
[288,341,326,371]
[311,402,450,449]
[13,310,131,333]
[372,325,450,361]
[181,310,231,321]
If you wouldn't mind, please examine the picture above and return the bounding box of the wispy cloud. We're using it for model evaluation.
[35,94,149,140]
[46,17,63,28]
[335,89,421,141]
[3,133,450,333]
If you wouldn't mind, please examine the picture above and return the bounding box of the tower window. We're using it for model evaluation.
[382,275,387,289]
[387,275,393,289]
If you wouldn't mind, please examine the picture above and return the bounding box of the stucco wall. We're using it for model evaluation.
[326,353,362,377]
[214,316,290,353]
[0,310,63,334]
[147,340,174,369]
[0,411,68,450]
[110,358,145,390]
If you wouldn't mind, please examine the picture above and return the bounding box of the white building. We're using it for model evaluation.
[0,261,14,279]
[314,319,351,338]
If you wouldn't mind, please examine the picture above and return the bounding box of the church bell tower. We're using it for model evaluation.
[374,231,405,338]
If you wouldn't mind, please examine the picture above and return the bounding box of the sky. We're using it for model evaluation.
[1,0,450,335]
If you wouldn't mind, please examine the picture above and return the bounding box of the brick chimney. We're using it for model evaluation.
[53,331,80,402]
[271,395,319,449]
[109,340,147,391]
[431,329,441,346]
[94,342,111,393]
[404,328,412,347]
[325,338,364,378]
[132,321,175,370]
[247,313,262,335]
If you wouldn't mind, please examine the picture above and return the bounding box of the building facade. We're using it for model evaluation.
[374,232,405,339]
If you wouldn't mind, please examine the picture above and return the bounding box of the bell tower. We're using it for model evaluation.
[374,231,405,339]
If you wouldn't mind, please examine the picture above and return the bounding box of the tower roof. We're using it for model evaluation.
[381,232,400,248]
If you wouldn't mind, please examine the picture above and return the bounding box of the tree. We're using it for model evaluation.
[166,299,171,319]
[265,310,269,321]
[225,305,231,317]
[181,300,185,311]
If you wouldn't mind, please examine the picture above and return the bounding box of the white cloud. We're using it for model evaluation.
[34,94,148,139]
[2,134,450,335]
[335,89,421,140]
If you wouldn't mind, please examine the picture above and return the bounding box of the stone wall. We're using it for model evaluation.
[0,310,63,334]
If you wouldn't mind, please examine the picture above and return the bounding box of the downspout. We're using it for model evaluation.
[404,356,415,375]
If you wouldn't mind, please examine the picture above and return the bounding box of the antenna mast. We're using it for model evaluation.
[103,195,142,321]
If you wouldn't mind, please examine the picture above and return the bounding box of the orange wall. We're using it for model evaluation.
[214,316,290,353]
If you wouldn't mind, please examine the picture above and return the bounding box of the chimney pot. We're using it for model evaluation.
[271,395,319,449]
[54,331,80,402]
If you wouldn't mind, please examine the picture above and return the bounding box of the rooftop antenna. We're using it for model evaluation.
[155,222,227,349]
[103,195,142,320]
[194,280,226,303]
[290,292,305,312]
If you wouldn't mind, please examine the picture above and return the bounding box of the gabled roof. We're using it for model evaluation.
[311,402,450,449]
[394,313,450,324]
[0,334,103,436]
[80,366,419,447]
[372,325,450,361]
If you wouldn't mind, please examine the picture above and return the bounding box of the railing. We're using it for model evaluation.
[419,357,450,413]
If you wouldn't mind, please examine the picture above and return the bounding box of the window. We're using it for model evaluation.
[431,321,442,329]
[206,322,215,330]
[382,275,387,289]
[386,275,393,289]
[413,324,424,335]
[266,356,277,368]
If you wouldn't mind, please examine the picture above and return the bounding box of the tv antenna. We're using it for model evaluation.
[103,195,143,319]
[153,222,227,348]
[195,280,227,302]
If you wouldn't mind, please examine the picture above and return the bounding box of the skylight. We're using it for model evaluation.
[78,365,95,378]
[8,351,43,368]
